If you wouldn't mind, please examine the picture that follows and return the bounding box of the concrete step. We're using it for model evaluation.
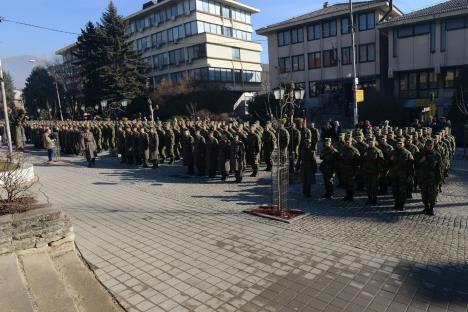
[0,254,34,312]
[20,252,78,312]
[52,250,123,312]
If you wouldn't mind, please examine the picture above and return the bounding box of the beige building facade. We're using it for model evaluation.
[256,1,402,113]
[380,0,468,117]
[57,0,263,113]
[258,0,468,121]
[125,0,262,92]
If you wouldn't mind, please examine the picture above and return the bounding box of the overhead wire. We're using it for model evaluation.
[0,17,80,36]
[0,16,268,46]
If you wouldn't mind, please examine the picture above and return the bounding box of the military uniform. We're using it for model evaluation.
[388,140,413,210]
[301,141,317,197]
[341,138,360,201]
[262,127,276,171]
[416,140,442,215]
[206,135,219,178]
[362,140,384,205]
[247,129,261,177]
[319,139,338,198]
[230,138,245,182]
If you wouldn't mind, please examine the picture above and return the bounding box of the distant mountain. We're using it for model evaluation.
[2,55,48,90]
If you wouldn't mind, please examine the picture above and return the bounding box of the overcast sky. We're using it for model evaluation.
[0,0,445,63]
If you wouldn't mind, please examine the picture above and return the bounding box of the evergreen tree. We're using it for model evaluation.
[23,67,58,116]
[0,71,15,110]
[74,21,105,107]
[98,2,147,102]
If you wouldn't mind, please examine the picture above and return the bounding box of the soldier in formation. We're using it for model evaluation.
[24,117,455,215]
[316,122,455,215]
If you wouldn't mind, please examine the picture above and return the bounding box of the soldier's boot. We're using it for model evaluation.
[250,170,257,177]
[423,203,429,214]
[91,158,96,167]
[428,204,435,216]
[152,161,159,169]
[372,196,378,206]
[169,157,174,165]
[221,171,227,181]
[235,171,243,183]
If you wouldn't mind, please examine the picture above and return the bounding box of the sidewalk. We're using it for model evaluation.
[30,148,468,312]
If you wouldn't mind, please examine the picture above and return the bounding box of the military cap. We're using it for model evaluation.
[425,139,434,145]
[324,138,332,143]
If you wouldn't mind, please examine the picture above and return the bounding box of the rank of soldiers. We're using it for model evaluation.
[21,117,454,216]
[319,125,455,216]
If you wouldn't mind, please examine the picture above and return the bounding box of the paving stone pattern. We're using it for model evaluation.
[31,149,468,312]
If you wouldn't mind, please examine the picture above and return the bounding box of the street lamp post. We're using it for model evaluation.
[272,83,305,211]
[273,83,305,171]
[0,57,13,156]
[349,0,359,126]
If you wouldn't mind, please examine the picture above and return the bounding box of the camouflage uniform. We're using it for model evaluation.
[319,138,338,198]
[416,140,442,215]
[388,140,413,210]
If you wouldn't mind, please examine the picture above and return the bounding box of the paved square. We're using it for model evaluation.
[31,149,468,312]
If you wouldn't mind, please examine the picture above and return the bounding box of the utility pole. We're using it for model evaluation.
[54,79,64,121]
[349,0,359,126]
[0,57,13,156]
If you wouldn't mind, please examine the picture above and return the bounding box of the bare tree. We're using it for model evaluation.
[0,152,37,205]
[455,87,468,115]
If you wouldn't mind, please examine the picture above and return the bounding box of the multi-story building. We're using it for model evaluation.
[379,0,468,117]
[57,0,263,113]
[55,43,83,109]
[256,1,402,116]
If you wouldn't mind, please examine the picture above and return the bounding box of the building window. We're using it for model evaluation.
[323,49,337,67]
[341,16,350,34]
[399,71,438,98]
[430,23,436,53]
[322,19,337,38]
[358,12,375,31]
[295,82,305,90]
[222,6,230,18]
[358,43,375,63]
[223,26,232,37]
[232,47,241,60]
[397,23,430,38]
[309,81,321,97]
[168,48,185,65]
[341,47,352,65]
[186,44,206,61]
[291,27,304,44]
[242,70,261,83]
[307,23,321,41]
[441,21,446,52]
[446,17,465,30]
[277,30,290,46]
[308,52,321,69]
[278,57,291,73]
[292,54,305,71]
[184,21,198,36]
[444,69,460,88]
